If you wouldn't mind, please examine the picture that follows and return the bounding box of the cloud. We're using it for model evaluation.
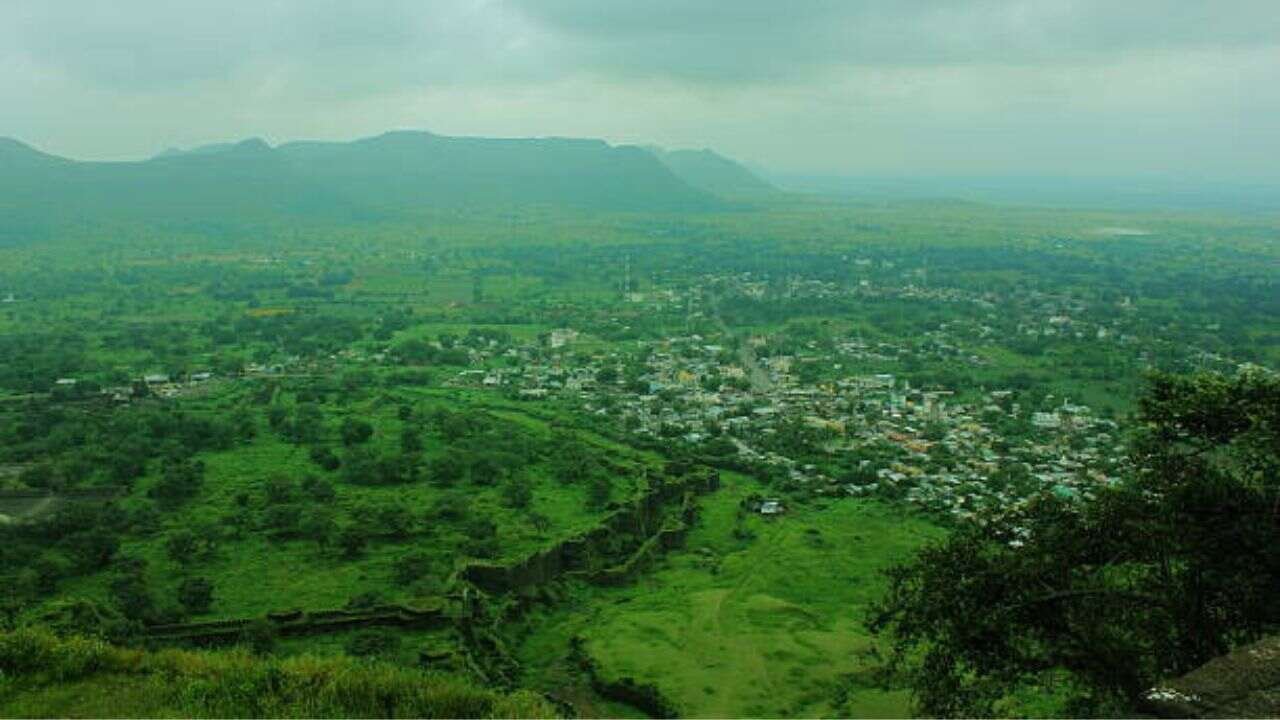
[0,0,1275,180]
[509,0,1280,82]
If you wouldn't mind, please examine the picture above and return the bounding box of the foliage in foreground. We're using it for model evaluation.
[0,626,555,718]
[871,369,1280,716]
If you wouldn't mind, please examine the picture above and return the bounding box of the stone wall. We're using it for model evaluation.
[145,602,447,645]
[458,468,718,595]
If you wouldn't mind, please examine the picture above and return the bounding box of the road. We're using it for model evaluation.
[709,293,772,393]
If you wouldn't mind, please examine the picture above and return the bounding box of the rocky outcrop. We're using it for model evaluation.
[1143,635,1280,718]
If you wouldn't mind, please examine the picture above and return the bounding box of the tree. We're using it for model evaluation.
[263,474,295,504]
[288,403,325,445]
[355,502,414,540]
[336,525,367,559]
[109,568,155,623]
[64,529,119,571]
[33,598,131,643]
[428,451,467,487]
[341,418,374,446]
[165,530,199,565]
[401,427,423,453]
[239,619,276,655]
[231,405,257,441]
[309,445,341,471]
[148,457,205,508]
[263,505,302,539]
[462,518,498,559]
[300,509,337,550]
[301,474,337,502]
[267,404,289,432]
[526,511,552,535]
[177,577,214,614]
[501,476,533,509]
[393,551,433,586]
[468,454,502,486]
[870,370,1280,716]
[586,474,613,510]
[550,431,596,484]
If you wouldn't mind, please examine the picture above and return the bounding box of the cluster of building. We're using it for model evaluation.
[454,325,1129,520]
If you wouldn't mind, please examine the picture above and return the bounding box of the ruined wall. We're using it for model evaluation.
[145,603,448,645]
[571,635,680,718]
[144,466,721,676]
[457,468,718,595]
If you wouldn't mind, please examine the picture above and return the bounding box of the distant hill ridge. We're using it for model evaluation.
[646,146,777,198]
[0,130,769,244]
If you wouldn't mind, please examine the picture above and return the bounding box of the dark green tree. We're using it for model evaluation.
[177,576,214,615]
[870,370,1280,716]
[501,475,533,508]
[340,418,374,446]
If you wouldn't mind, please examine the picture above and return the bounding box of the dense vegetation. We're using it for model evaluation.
[0,626,553,717]
[0,150,1276,717]
[871,370,1280,716]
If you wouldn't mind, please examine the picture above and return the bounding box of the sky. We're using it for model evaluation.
[1,0,1277,181]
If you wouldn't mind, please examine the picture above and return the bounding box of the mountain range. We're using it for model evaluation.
[0,131,776,244]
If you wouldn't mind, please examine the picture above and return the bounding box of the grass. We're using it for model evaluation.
[0,626,555,718]
[513,471,941,718]
[39,387,655,625]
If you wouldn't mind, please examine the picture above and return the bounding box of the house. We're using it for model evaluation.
[1032,412,1062,429]
[549,328,579,349]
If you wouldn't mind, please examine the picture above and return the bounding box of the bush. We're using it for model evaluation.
[177,577,214,615]
[0,626,113,681]
[393,552,433,586]
[0,627,557,717]
[309,445,341,471]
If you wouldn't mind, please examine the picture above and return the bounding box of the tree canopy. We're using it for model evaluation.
[870,369,1280,716]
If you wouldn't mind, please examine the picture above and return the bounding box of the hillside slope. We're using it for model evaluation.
[649,146,778,198]
[0,626,555,718]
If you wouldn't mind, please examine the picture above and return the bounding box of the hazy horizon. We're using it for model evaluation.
[3,1,1278,183]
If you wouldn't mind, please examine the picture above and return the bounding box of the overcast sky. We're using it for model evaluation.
[2,0,1277,180]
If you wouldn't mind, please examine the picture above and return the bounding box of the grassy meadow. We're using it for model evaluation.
[513,472,941,717]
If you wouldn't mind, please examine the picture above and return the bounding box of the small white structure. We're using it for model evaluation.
[760,499,785,515]
[1032,412,1062,429]
[549,328,579,349]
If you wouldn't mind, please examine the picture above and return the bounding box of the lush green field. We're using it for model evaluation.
[41,385,652,624]
[513,472,941,717]
[1,197,1276,717]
